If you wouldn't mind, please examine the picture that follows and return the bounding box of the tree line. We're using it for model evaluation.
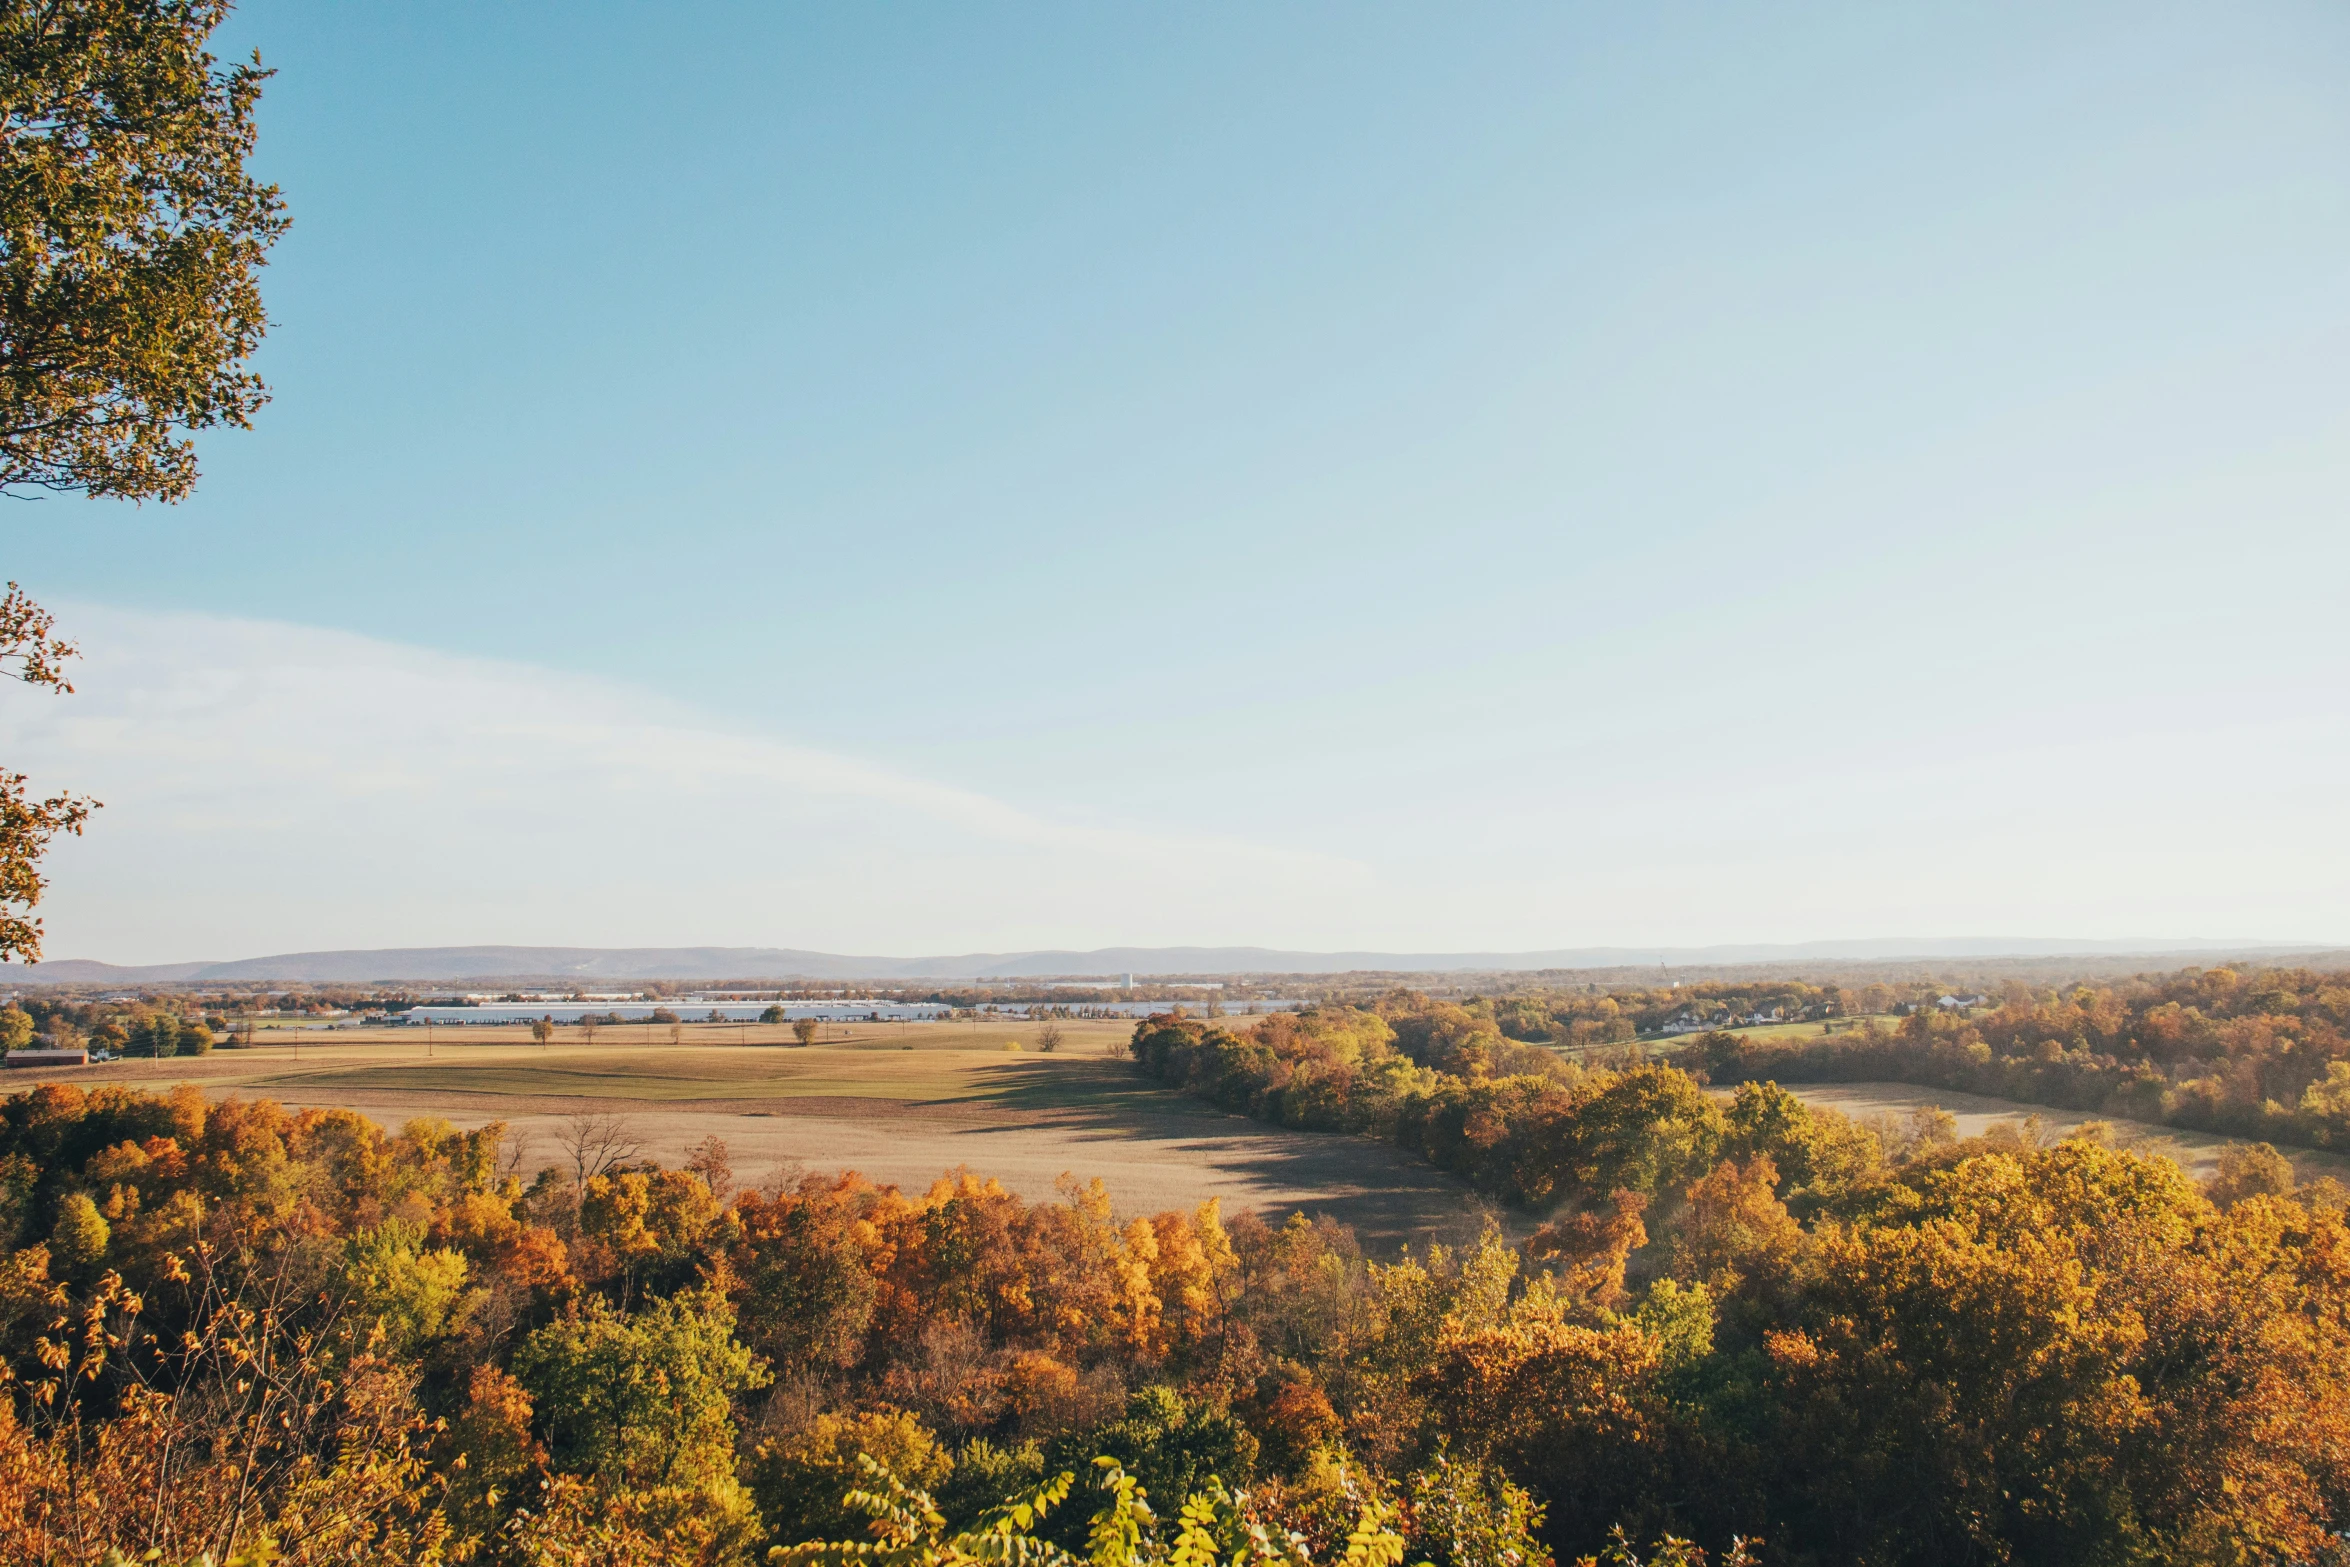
[0,998,219,1057]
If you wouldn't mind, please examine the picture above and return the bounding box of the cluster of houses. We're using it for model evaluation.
[1903,993,1990,1014]
[1653,1005,1794,1036]
[1647,992,1991,1037]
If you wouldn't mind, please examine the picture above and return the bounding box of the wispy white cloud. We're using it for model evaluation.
[0,605,1368,963]
[5,603,2344,967]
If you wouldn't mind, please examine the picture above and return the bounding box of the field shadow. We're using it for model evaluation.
[948,1057,1514,1252]
[935,1055,1218,1114]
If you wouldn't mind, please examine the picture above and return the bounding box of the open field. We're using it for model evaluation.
[236,1015,1085,1049]
[1617,1015,1905,1055]
[0,1017,1503,1250]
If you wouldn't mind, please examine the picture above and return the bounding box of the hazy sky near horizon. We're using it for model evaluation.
[3,3,2347,963]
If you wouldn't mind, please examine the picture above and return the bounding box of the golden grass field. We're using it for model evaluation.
[3,1016,1508,1249]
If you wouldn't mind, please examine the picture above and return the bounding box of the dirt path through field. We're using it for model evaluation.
[1774,1080,2350,1182]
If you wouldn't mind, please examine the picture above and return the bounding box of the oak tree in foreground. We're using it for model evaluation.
[0,0,287,958]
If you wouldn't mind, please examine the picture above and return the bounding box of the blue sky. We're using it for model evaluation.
[5,3,2348,962]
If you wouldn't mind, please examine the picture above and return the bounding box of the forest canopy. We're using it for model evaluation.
[0,994,2346,1565]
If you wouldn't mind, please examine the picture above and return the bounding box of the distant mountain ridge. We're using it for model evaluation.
[7,937,2330,986]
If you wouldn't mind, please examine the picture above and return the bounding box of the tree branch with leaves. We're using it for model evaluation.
[0,579,91,960]
[0,0,285,961]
